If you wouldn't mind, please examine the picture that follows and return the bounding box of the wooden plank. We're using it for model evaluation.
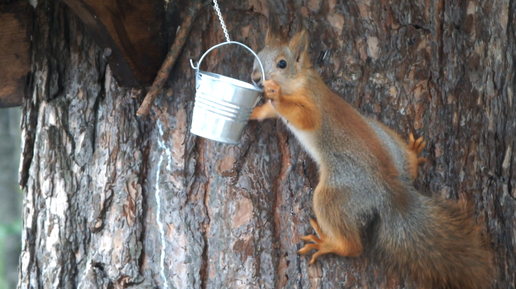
[0,2,33,108]
[63,0,166,86]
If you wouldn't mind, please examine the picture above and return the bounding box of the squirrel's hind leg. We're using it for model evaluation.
[298,219,363,265]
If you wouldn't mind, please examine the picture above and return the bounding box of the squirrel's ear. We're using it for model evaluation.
[265,15,282,44]
[288,30,309,63]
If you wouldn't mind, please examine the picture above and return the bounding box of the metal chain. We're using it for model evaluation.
[212,0,231,42]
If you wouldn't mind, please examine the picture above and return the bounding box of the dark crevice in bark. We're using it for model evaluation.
[196,178,211,289]
[48,4,67,101]
[20,96,38,189]
[91,61,106,155]
[253,209,264,285]
[507,141,515,201]
[272,131,290,287]
[200,235,209,289]
[192,136,210,289]
[436,0,445,84]
[20,0,46,189]
[60,100,77,157]
[400,23,433,34]
[302,160,314,190]
[137,122,151,276]
[183,83,196,192]
[185,137,205,209]
[70,252,78,289]
[233,138,254,182]
[507,0,516,201]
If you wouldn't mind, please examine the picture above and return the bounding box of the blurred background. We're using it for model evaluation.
[0,108,22,289]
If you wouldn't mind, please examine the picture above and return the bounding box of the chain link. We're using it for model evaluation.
[212,0,231,42]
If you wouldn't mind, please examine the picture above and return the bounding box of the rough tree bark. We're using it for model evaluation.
[19,0,515,288]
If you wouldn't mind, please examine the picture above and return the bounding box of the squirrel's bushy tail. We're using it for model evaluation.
[375,189,493,289]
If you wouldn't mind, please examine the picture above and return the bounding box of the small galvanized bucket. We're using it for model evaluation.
[190,41,265,145]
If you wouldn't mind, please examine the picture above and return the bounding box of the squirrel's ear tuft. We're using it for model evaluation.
[293,11,304,34]
[265,15,282,44]
[289,30,309,63]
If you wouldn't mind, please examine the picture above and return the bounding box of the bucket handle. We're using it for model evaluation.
[190,41,265,90]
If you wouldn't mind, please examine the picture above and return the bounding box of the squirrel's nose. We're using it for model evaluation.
[252,77,263,88]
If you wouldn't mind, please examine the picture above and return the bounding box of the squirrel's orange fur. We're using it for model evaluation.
[250,19,493,289]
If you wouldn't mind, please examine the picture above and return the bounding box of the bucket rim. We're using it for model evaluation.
[199,70,263,93]
[190,41,265,91]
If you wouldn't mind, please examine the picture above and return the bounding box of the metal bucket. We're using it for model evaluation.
[190,41,265,145]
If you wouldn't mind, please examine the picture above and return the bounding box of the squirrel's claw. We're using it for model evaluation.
[299,218,363,264]
[299,233,329,265]
[309,251,325,265]
[298,242,322,265]
[407,133,427,180]
[298,242,318,255]
[298,218,328,265]
[301,234,321,243]
[408,133,426,164]
[298,236,323,265]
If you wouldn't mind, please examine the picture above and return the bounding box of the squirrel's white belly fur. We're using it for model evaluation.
[282,118,322,165]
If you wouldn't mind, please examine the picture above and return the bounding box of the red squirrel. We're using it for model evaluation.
[249,20,493,289]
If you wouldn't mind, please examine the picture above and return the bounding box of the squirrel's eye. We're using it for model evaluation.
[277,60,287,69]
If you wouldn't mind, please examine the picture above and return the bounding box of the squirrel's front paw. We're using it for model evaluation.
[250,104,268,121]
[263,79,282,102]
[249,101,279,121]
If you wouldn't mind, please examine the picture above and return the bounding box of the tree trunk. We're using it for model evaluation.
[19,0,515,288]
